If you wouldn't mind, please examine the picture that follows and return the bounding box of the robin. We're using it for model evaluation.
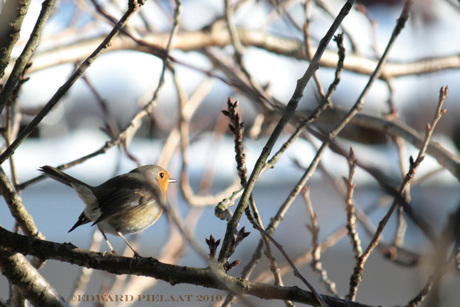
[39,165,176,257]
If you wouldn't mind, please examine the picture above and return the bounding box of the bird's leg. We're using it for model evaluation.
[117,231,141,258]
[98,227,117,255]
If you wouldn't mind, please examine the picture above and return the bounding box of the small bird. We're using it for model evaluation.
[39,165,176,257]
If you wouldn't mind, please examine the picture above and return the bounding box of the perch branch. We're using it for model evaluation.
[0,226,376,307]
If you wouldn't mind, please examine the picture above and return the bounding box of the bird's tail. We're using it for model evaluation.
[39,165,90,188]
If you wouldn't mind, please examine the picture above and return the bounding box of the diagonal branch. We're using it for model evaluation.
[0,0,45,110]
[0,167,43,240]
[0,0,31,79]
[218,0,355,265]
[0,0,146,165]
[0,247,67,307]
[347,85,448,301]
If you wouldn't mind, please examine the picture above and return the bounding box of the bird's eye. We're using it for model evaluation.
[159,172,165,179]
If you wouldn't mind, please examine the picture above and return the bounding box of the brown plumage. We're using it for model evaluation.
[39,165,175,257]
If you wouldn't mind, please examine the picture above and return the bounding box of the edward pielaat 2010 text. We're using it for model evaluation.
[71,294,223,303]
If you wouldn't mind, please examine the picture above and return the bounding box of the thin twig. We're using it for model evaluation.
[0,0,146,165]
[392,134,409,248]
[81,75,120,138]
[343,148,363,259]
[224,0,272,110]
[347,85,448,301]
[155,0,210,262]
[297,133,421,267]
[303,187,338,296]
[222,98,290,306]
[236,30,347,294]
[218,0,355,265]
[315,0,359,54]
[248,216,329,307]
[264,32,345,172]
[303,1,326,102]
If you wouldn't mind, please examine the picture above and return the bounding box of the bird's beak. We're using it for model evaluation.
[168,178,177,183]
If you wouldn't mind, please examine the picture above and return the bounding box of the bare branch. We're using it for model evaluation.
[303,187,338,296]
[0,226,376,307]
[0,0,31,79]
[0,247,67,307]
[343,148,363,260]
[0,0,146,165]
[218,0,356,265]
[347,85,448,301]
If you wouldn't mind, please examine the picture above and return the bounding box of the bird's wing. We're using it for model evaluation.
[92,185,163,225]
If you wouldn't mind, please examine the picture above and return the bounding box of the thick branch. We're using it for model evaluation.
[0,226,374,307]
[0,0,31,79]
[0,0,55,113]
[0,248,67,307]
[0,167,43,239]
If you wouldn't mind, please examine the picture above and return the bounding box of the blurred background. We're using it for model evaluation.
[1,0,460,306]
